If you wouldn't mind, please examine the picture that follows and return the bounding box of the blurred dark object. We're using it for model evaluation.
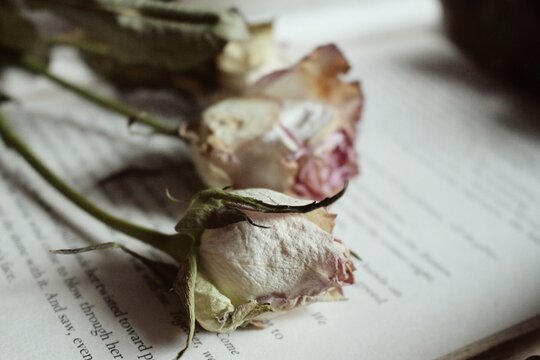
[0,1,45,66]
[441,0,540,95]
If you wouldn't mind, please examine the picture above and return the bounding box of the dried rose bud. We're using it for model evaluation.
[192,188,355,332]
[186,44,363,199]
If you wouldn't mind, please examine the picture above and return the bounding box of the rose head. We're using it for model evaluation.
[168,186,355,341]
[192,188,355,332]
[185,44,363,200]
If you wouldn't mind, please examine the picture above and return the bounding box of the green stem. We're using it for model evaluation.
[0,110,178,252]
[20,57,180,137]
[46,36,110,57]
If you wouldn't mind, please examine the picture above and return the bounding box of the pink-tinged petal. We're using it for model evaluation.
[293,129,358,200]
[189,43,363,199]
[248,44,363,199]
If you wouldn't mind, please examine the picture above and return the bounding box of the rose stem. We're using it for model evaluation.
[46,35,110,58]
[0,110,182,253]
[19,57,180,137]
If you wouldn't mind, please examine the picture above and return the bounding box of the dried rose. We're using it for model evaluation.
[44,184,354,357]
[185,44,363,200]
[192,188,355,332]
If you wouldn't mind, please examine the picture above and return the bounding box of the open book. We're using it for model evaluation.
[2,1,540,359]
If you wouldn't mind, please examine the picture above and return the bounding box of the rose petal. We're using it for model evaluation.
[198,209,354,311]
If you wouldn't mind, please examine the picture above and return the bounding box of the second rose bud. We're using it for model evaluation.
[184,44,363,200]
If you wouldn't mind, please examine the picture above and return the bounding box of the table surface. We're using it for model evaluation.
[472,329,540,360]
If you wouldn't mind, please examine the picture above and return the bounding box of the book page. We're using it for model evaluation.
[2,4,540,360]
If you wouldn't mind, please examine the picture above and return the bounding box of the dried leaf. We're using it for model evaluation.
[175,186,346,232]
[172,253,197,359]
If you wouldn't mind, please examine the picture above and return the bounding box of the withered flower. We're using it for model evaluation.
[192,188,355,332]
[186,45,363,199]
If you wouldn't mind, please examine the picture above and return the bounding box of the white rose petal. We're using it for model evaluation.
[198,209,353,309]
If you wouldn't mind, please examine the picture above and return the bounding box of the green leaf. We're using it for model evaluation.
[172,253,197,359]
[29,0,249,71]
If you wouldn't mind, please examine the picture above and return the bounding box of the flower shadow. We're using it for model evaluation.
[80,256,186,348]
[95,153,206,221]
[0,161,191,353]
[9,105,206,222]
[118,88,202,125]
